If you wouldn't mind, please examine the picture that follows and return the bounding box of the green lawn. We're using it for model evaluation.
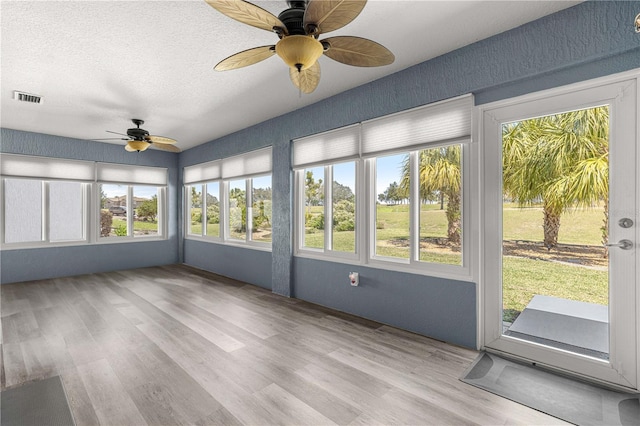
[112,217,158,235]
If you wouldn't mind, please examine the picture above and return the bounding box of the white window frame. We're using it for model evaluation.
[97,183,167,242]
[0,154,168,249]
[365,141,472,279]
[183,147,273,251]
[294,160,360,261]
[0,177,91,249]
[185,181,223,240]
[292,95,475,281]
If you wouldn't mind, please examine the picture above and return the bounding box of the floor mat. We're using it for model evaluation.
[1,376,75,426]
[461,352,640,426]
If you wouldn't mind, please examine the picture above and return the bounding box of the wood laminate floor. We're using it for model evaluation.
[1,265,565,425]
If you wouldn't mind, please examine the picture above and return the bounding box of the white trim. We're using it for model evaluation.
[478,68,640,390]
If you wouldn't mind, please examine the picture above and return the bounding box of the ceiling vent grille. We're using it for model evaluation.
[14,91,43,104]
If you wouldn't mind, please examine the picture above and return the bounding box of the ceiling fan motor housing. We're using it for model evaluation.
[278,5,306,35]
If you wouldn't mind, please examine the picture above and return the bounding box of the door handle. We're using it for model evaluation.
[605,239,634,250]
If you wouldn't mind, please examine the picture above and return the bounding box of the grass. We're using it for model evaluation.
[502,256,607,321]
[112,217,158,235]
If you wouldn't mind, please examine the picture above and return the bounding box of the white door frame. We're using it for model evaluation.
[477,69,640,390]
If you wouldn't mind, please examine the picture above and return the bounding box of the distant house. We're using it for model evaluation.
[105,196,148,209]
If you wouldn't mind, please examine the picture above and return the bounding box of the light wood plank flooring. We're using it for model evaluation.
[1,265,565,425]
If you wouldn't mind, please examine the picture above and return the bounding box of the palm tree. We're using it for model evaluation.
[502,107,609,250]
[401,145,462,244]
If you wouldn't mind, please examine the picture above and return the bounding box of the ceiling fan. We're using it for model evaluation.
[93,119,181,153]
[207,0,395,93]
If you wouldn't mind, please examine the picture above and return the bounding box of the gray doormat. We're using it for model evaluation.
[1,376,75,426]
[461,352,640,426]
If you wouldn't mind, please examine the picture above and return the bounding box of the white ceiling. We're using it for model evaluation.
[1,0,581,152]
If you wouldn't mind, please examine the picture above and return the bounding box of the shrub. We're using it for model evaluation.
[308,213,324,230]
[191,208,202,224]
[100,210,113,237]
[333,209,355,231]
[115,222,127,236]
[207,204,220,224]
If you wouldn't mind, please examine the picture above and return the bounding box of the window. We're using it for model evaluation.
[293,94,472,278]
[0,154,167,247]
[183,147,272,248]
[50,181,85,241]
[251,175,272,243]
[374,153,409,259]
[4,179,43,244]
[97,163,167,240]
[228,179,246,241]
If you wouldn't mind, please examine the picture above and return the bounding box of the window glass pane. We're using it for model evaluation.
[251,176,272,243]
[303,167,324,249]
[50,181,84,241]
[101,184,128,237]
[375,154,409,259]
[188,185,203,235]
[4,179,42,243]
[417,145,462,265]
[228,180,246,241]
[332,162,356,253]
[206,182,220,237]
[134,186,158,236]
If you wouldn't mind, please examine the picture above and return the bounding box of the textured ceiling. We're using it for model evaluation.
[1,0,581,152]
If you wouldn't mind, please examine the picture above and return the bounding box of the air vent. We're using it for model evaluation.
[14,91,43,104]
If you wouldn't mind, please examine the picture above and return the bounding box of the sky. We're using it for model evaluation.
[329,154,405,197]
[101,184,157,199]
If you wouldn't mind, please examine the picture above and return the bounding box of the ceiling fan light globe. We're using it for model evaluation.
[127,140,150,152]
[275,35,323,71]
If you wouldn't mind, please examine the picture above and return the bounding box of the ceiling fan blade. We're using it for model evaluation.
[322,36,394,67]
[303,0,366,34]
[289,61,321,94]
[205,0,286,34]
[106,130,128,136]
[152,143,181,153]
[91,138,129,141]
[214,45,275,71]
[147,135,177,145]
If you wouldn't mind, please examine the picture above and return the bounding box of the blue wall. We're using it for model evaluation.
[0,129,180,283]
[2,2,639,349]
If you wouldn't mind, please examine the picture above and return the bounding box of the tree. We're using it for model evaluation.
[100,188,108,209]
[305,171,323,213]
[380,181,406,205]
[137,196,158,222]
[333,181,354,202]
[400,146,462,244]
[502,107,609,250]
[229,187,246,232]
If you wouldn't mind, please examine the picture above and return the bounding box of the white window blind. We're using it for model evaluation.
[361,94,473,157]
[0,153,95,181]
[292,124,360,168]
[183,160,222,184]
[221,147,272,179]
[96,163,167,185]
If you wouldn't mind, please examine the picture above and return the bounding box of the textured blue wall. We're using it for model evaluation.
[180,1,640,348]
[184,240,272,290]
[0,129,180,283]
[293,258,476,347]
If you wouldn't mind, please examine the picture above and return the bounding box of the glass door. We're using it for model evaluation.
[482,77,638,389]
